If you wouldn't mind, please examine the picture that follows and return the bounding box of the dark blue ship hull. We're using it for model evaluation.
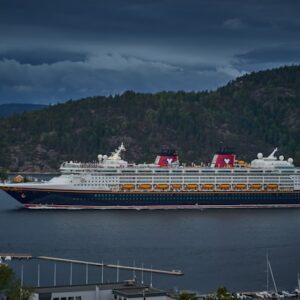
[2,187,300,209]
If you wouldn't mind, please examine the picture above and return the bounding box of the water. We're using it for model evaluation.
[1,190,300,293]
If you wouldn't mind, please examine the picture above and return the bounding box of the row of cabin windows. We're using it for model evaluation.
[53,297,81,300]
[114,295,128,300]
[80,173,300,182]
[118,174,291,178]
[72,193,295,201]
[74,184,117,187]
[77,180,118,183]
[67,169,300,174]
[119,177,287,181]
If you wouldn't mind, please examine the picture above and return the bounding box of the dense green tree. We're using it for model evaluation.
[177,292,198,300]
[207,287,238,300]
[0,264,33,300]
[294,151,300,167]
[0,168,8,181]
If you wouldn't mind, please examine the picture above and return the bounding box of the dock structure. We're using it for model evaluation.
[0,253,183,276]
[0,253,32,260]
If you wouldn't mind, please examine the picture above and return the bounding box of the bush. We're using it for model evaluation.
[0,168,8,181]
[0,264,34,300]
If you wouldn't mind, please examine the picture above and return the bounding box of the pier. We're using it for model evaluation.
[0,253,183,276]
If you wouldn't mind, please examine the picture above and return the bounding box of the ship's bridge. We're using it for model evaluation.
[60,143,129,172]
[97,143,128,167]
[250,148,294,169]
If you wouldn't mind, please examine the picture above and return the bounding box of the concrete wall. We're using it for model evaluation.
[44,291,168,300]
[34,286,167,300]
[98,288,113,300]
[130,296,167,300]
[51,290,95,300]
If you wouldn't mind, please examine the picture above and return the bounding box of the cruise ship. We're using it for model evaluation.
[0,143,300,209]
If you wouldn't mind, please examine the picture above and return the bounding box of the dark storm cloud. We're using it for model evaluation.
[0,0,300,104]
[236,44,300,64]
[0,49,86,65]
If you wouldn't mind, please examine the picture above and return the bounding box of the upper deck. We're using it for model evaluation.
[60,144,298,176]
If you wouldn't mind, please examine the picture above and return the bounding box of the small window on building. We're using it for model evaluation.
[53,298,59,300]
[75,297,81,300]
[68,297,74,300]
[61,298,67,300]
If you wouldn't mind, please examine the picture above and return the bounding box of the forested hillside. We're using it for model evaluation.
[0,65,300,171]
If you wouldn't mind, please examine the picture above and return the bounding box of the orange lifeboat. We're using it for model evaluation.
[186,184,198,190]
[234,184,246,190]
[218,184,231,190]
[138,184,152,190]
[250,184,262,190]
[13,175,24,183]
[171,184,182,189]
[121,184,135,190]
[155,184,169,190]
[266,184,278,190]
[202,184,214,190]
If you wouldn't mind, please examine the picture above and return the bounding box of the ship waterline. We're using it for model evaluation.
[1,144,300,209]
[2,186,300,209]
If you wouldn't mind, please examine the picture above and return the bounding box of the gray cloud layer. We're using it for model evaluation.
[0,0,300,104]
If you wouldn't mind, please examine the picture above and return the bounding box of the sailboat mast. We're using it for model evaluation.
[268,257,278,294]
[266,252,269,292]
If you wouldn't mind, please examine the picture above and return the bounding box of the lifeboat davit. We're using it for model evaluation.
[121,184,135,190]
[155,184,169,190]
[186,184,198,190]
[202,184,214,190]
[250,184,262,190]
[138,184,152,190]
[218,184,231,190]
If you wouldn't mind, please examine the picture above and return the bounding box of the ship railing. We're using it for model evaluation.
[118,182,287,192]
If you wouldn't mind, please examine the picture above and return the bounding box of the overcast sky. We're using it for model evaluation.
[0,0,300,104]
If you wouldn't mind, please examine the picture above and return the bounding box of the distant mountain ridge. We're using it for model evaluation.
[0,103,46,118]
[0,65,300,171]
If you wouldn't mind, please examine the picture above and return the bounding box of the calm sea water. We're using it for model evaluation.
[1,189,300,293]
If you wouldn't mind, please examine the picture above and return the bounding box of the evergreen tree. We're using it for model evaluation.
[0,264,33,300]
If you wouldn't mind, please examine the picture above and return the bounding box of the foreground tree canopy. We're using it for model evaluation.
[0,264,33,300]
[177,292,198,300]
[207,287,238,300]
[0,168,8,181]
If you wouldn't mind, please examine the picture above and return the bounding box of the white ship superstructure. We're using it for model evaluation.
[57,144,300,193]
[1,143,300,209]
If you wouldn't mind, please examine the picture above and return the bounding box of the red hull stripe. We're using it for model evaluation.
[2,187,300,195]
[24,204,300,210]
